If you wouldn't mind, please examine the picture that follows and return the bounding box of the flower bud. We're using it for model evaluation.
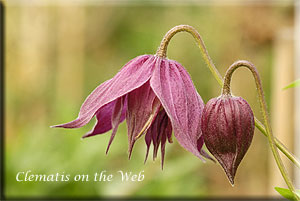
[201,95,254,185]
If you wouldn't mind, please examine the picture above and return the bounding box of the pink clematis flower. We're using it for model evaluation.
[52,55,212,166]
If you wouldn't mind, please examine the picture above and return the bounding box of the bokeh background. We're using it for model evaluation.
[4,0,300,199]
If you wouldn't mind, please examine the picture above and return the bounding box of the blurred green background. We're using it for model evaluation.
[4,0,298,198]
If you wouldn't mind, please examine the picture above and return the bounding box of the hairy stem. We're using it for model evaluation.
[156,24,300,169]
[255,116,300,169]
[223,60,298,200]
[156,25,223,86]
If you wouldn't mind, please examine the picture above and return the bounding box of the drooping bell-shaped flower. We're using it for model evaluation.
[52,54,212,167]
[201,95,255,185]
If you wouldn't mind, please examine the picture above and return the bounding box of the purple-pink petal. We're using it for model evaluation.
[150,58,205,160]
[106,96,126,154]
[126,81,161,158]
[152,112,163,160]
[159,111,172,169]
[52,55,156,129]
[144,125,152,164]
[143,109,172,169]
[82,99,125,138]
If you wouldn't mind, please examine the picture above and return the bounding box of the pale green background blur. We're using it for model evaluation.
[4,0,298,198]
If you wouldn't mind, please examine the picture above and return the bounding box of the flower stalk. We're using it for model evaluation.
[156,25,223,86]
[156,24,300,169]
[255,116,300,169]
[222,60,298,200]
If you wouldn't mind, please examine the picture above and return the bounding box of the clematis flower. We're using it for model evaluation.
[52,54,212,166]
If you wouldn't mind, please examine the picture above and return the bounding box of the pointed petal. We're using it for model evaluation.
[160,112,172,169]
[144,99,162,163]
[82,98,126,138]
[152,112,163,160]
[144,102,161,163]
[52,55,155,129]
[160,132,167,170]
[106,96,126,154]
[144,109,173,167]
[150,58,205,159]
[144,127,152,164]
[126,81,161,159]
[166,119,173,144]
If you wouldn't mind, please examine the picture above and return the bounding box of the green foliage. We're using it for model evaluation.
[283,79,300,90]
[275,187,300,200]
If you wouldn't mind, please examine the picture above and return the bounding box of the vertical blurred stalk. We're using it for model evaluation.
[56,5,85,117]
[17,5,51,128]
[269,28,295,195]
[19,5,49,92]
[295,1,300,189]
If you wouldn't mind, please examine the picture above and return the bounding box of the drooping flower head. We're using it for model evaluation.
[201,60,257,185]
[201,94,254,184]
[52,55,212,167]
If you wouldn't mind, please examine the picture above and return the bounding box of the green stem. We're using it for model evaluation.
[222,60,298,200]
[156,25,223,86]
[156,24,300,169]
[255,116,300,169]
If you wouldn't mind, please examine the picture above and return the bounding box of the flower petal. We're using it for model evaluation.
[144,113,159,163]
[52,55,156,129]
[159,111,172,169]
[144,126,152,164]
[82,101,115,138]
[152,111,163,160]
[126,81,161,158]
[82,97,127,138]
[106,96,126,154]
[150,58,205,159]
[143,109,172,168]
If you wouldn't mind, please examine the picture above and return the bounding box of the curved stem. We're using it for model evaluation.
[156,25,223,86]
[223,60,298,200]
[156,24,300,169]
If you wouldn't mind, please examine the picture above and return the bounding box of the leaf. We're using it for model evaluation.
[274,187,300,200]
[283,79,300,90]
